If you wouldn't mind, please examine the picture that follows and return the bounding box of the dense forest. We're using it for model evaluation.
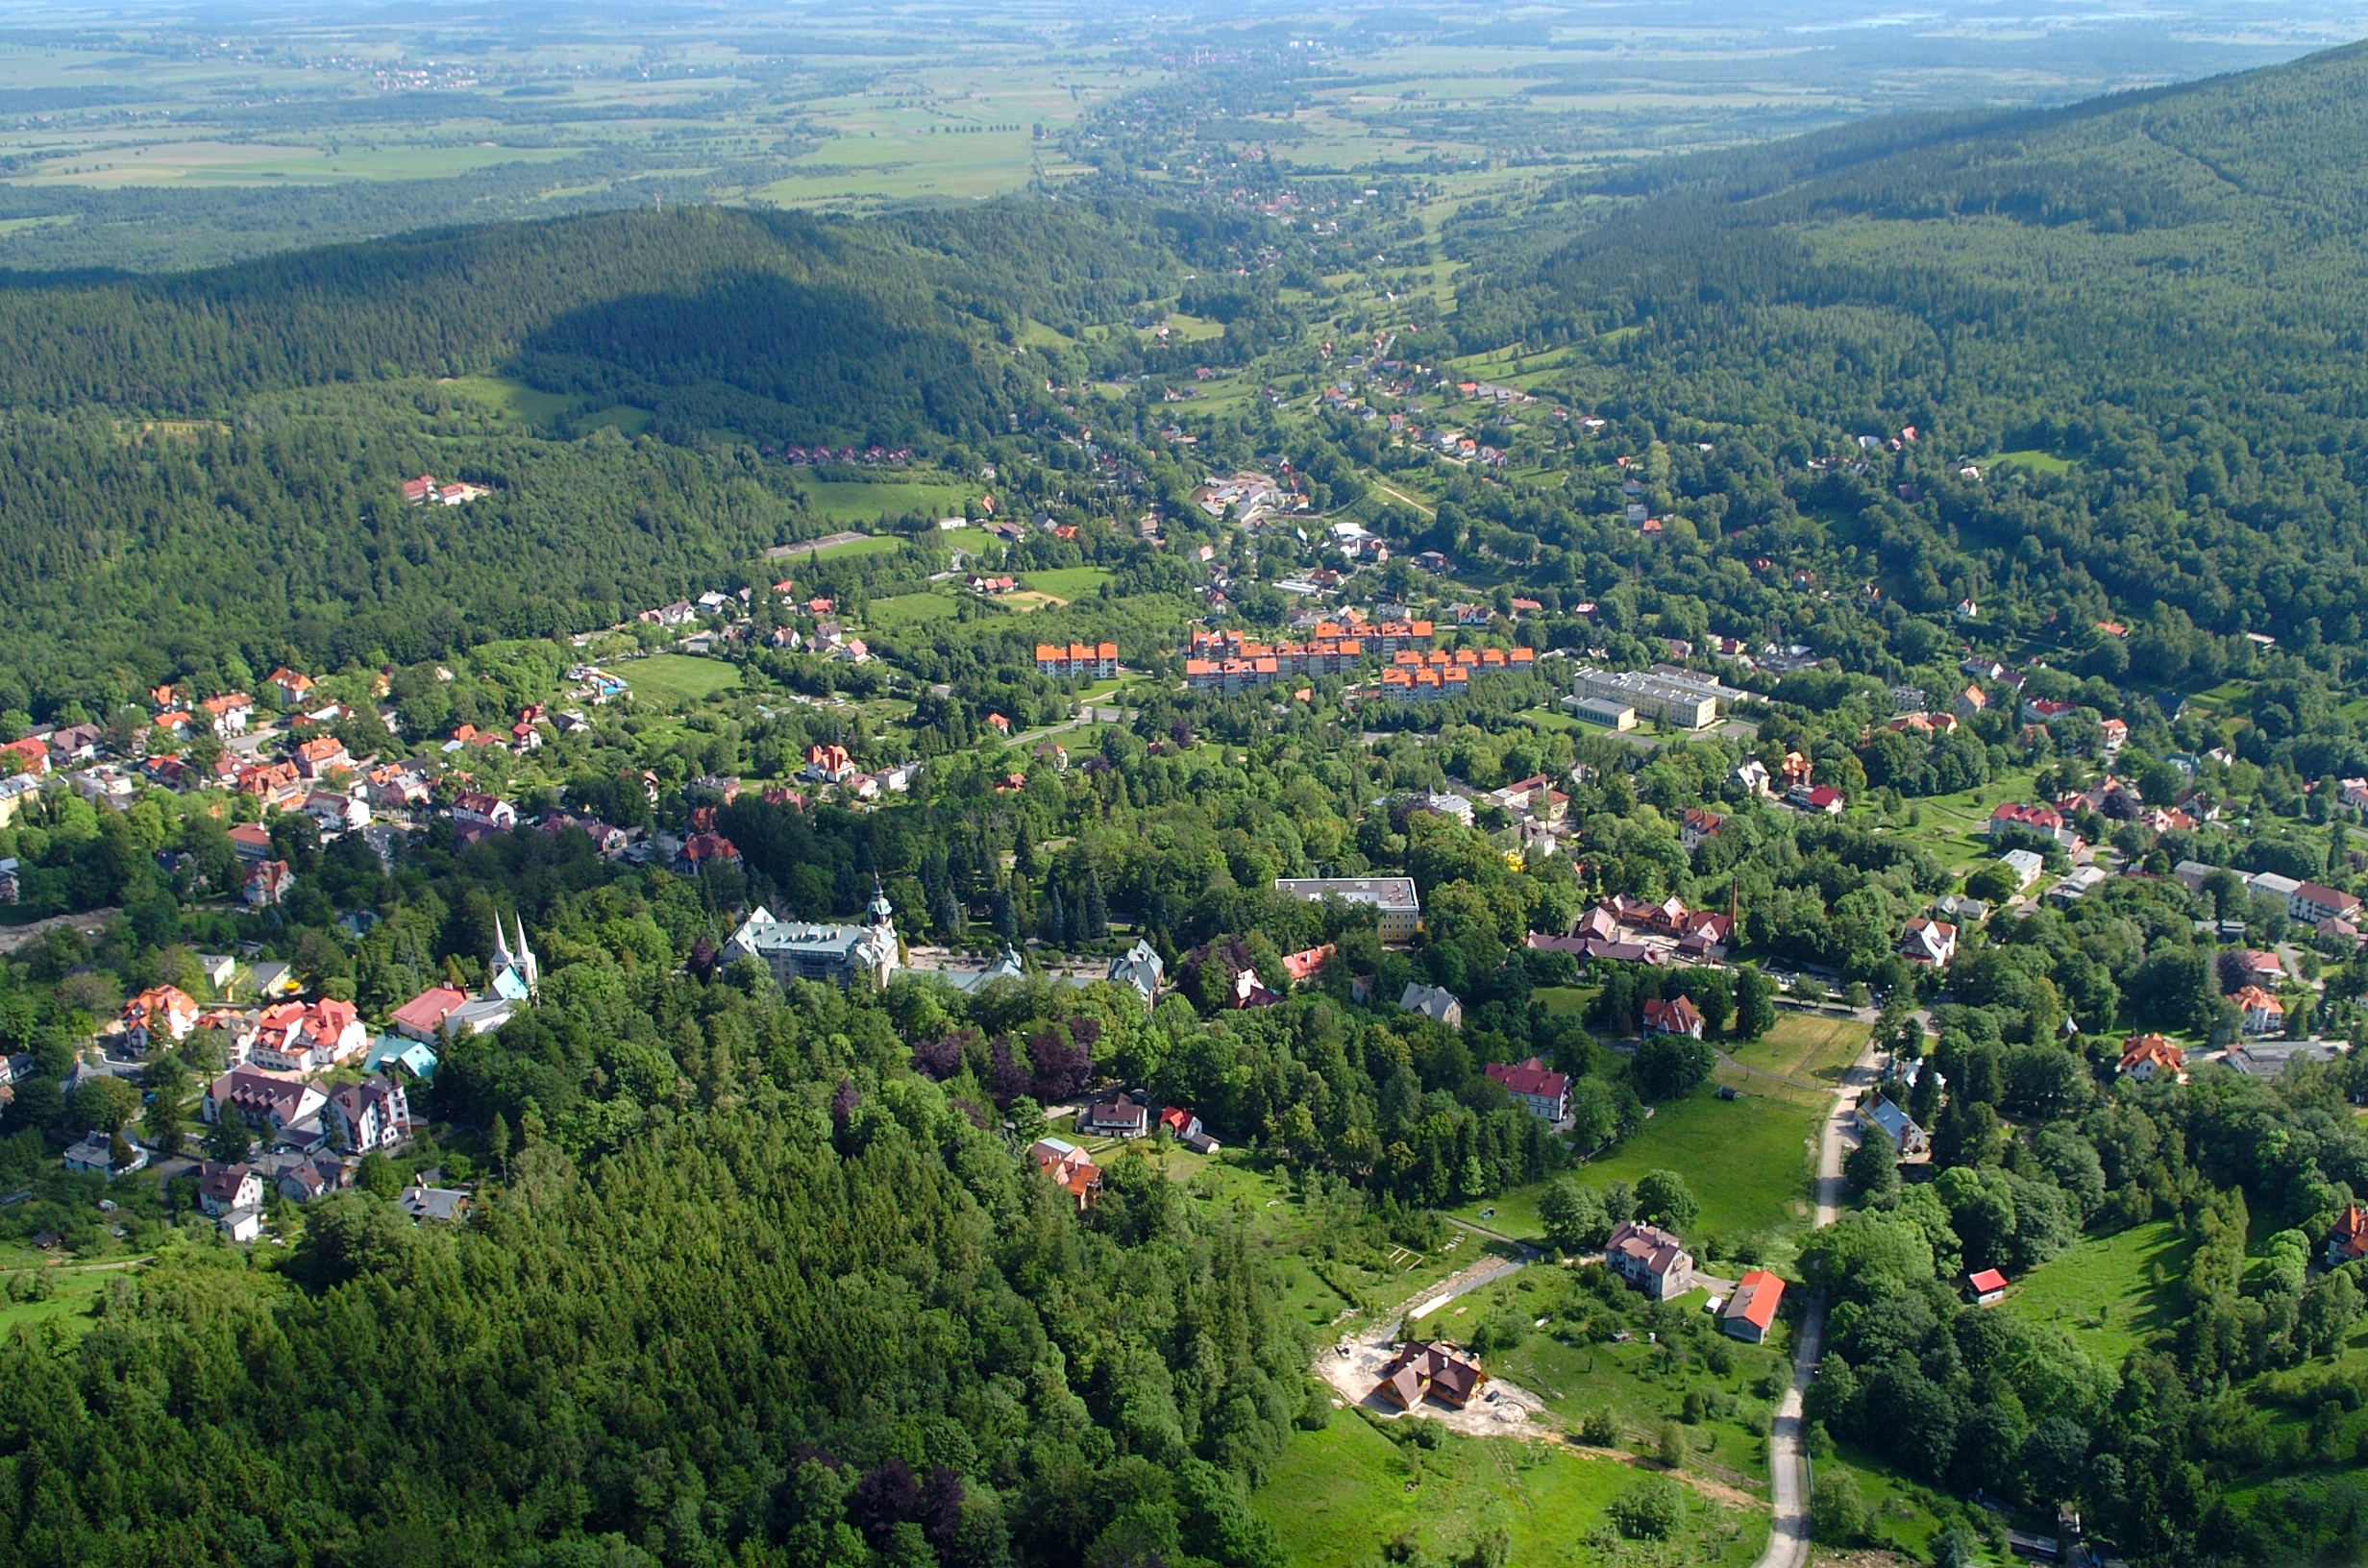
[1443,38,2368,659]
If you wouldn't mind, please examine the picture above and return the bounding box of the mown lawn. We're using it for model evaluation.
[620,653,740,709]
[1255,1414,1763,1568]
[2001,1217,2192,1363]
[1577,1084,1821,1242]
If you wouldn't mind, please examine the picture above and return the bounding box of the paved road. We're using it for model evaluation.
[1753,1036,1885,1568]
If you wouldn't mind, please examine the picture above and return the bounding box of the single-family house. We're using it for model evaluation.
[241,859,295,908]
[1028,1136,1101,1210]
[1856,1093,1929,1157]
[267,669,315,708]
[1279,943,1336,986]
[1642,995,1704,1039]
[121,986,202,1048]
[399,1176,471,1223]
[1158,1106,1221,1155]
[62,1136,147,1178]
[1080,1094,1149,1139]
[1721,1269,1785,1344]
[1606,1220,1693,1300]
[1104,939,1164,1003]
[1399,982,1463,1030]
[2327,1205,2368,1269]
[215,1207,264,1242]
[452,792,517,831]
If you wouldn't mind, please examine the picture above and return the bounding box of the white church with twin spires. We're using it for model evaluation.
[490,913,540,1003]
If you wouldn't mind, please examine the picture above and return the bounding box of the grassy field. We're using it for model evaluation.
[620,653,740,709]
[867,591,961,631]
[1578,1083,1821,1243]
[1994,449,2075,475]
[1256,1415,1763,1568]
[1533,986,1591,1017]
[791,478,974,524]
[1885,768,2044,880]
[2001,1218,2192,1363]
[0,1263,113,1338]
[1725,1012,1869,1090]
[1021,566,1112,600]
[1457,1270,1791,1483]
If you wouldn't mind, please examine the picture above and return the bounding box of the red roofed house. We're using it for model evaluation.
[1,736,49,777]
[1485,1056,1569,1121]
[201,693,255,734]
[2232,985,2284,1035]
[2116,1034,2186,1084]
[1027,1136,1101,1211]
[203,1068,329,1136]
[2293,881,2364,924]
[391,986,470,1043]
[1280,943,1335,986]
[122,986,202,1047]
[1642,995,1704,1039]
[1720,1269,1785,1343]
[403,475,437,504]
[2327,1205,2368,1269]
[1607,1220,1694,1300]
[248,998,367,1072]
[268,668,315,707]
[228,821,275,861]
[1968,1268,2010,1306]
[241,859,296,908]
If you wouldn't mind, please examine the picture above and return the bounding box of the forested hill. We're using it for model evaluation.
[1450,37,2368,649]
[0,199,1185,709]
[0,201,1179,439]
